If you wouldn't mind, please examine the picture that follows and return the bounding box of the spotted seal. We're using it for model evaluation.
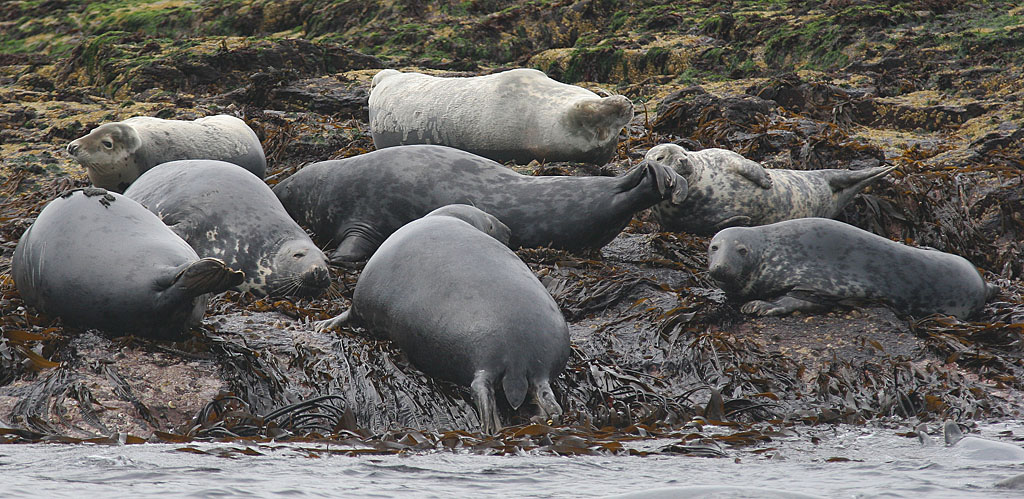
[124,160,330,298]
[315,205,568,434]
[12,188,243,339]
[272,144,686,263]
[369,68,633,164]
[645,143,896,235]
[708,218,997,319]
[67,114,266,192]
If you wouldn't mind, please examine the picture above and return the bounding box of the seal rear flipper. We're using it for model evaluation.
[826,165,896,192]
[944,420,965,446]
[314,310,352,333]
[170,257,244,297]
[645,159,688,204]
[471,370,502,434]
[532,380,562,422]
[730,158,773,189]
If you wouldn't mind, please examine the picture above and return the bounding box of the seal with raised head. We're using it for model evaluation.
[369,68,634,164]
[315,205,568,434]
[67,114,266,192]
[272,144,686,263]
[707,218,997,319]
[124,160,330,298]
[645,143,896,235]
[12,188,244,339]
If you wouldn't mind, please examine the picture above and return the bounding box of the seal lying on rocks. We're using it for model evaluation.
[272,144,686,263]
[12,188,243,339]
[369,68,633,164]
[67,115,266,192]
[645,143,895,235]
[708,218,996,319]
[315,205,569,434]
[124,160,330,298]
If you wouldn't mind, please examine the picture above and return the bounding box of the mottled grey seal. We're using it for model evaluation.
[67,115,266,192]
[12,188,243,340]
[708,218,996,319]
[124,160,330,298]
[369,68,633,164]
[315,205,568,434]
[645,143,895,235]
[272,144,686,263]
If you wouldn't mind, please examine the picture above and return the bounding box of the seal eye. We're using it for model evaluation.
[101,139,114,149]
[709,244,718,252]
[293,251,306,259]
[737,247,749,256]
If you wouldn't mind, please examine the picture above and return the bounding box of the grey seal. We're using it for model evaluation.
[272,144,686,263]
[708,218,996,319]
[67,114,266,192]
[315,205,568,434]
[12,188,243,340]
[645,143,895,235]
[369,68,633,164]
[124,160,330,298]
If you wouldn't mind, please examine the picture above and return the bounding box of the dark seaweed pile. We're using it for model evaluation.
[2,0,1024,452]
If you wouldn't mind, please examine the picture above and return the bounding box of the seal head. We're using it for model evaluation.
[67,123,143,190]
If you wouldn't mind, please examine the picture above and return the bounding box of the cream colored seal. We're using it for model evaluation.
[67,114,266,192]
[369,68,633,164]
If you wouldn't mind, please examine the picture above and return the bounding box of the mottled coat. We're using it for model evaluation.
[708,218,996,319]
[646,143,895,235]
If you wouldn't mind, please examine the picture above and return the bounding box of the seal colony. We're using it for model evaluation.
[645,143,896,235]
[12,61,1001,435]
[11,188,244,340]
[315,205,569,433]
[707,218,996,319]
[272,144,686,262]
[369,68,634,164]
[67,114,266,192]
[124,160,330,298]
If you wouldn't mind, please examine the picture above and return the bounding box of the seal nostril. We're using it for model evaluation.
[67,143,78,155]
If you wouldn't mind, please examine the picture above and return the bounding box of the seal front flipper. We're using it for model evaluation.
[471,370,502,434]
[730,158,773,189]
[330,235,378,263]
[740,294,826,316]
[169,257,244,296]
[714,215,753,230]
[314,310,352,334]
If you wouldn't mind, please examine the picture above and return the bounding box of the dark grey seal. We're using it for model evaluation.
[66,115,266,193]
[124,160,330,298]
[273,144,686,263]
[708,218,996,319]
[12,188,243,340]
[314,205,568,434]
[646,143,895,235]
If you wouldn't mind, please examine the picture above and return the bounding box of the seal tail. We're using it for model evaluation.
[173,257,244,297]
